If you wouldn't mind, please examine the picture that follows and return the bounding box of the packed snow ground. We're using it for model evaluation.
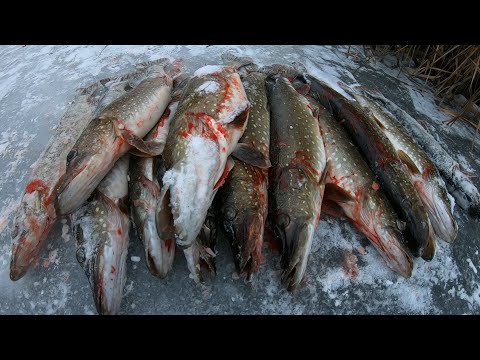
[0,45,479,314]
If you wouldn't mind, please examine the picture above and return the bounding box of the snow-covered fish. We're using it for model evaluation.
[55,64,177,216]
[307,75,435,260]
[157,65,250,249]
[344,86,458,243]
[268,76,327,291]
[312,98,413,277]
[9,82,105,281]
[216,72,270,279]
[73,155,130,315]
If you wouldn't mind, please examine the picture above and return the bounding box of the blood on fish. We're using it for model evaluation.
[165,239,173,252]
[116,229,122,236]
[26,179,48,194]
[214,164,232,190]
[178,131,189,138]
[157,108,171,128]
[372,182,379,191]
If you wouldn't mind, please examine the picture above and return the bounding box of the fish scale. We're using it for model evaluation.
[268,76,327,291]
[216,71,270,279]
[55,65,174,216]
[345,87,458,244]
[307,75,434,260]
[313,99,413,277]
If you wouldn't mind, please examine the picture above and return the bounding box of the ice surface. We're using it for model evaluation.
[0,45,479,314]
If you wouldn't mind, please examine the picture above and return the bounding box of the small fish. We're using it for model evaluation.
[216,72,270,279]
[268,76,327,291]
[55,64,177,216]
[129,102,179,278]
[307,75,434,260]
[72,155,131,315]
[344,86,457,244]
[157,65,250,249]
[312,98,413,277]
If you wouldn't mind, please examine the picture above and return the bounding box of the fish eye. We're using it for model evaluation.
[277,213,290,228]
[223,206,237,221]
[66,149,78,165]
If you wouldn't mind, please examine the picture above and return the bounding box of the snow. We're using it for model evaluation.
[195,80,219,94]
[194,65,224,77]
[0,45,479,314]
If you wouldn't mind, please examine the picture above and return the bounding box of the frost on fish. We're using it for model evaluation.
[9,81,105,281]
[159,65,250,249]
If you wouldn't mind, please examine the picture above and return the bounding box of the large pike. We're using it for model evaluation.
[9,81,106,281]
[55,63,178,216]
[72,155,131,315]
[307,75,434,260]
[268,76,327,291]
[157,65,250,249]
[216,72,270,279]
[343,86,457,243]
[312,99,413,276]
[129,76,189,278]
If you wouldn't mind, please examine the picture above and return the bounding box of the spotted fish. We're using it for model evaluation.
[72,154,131,315]
[312,98,413,277]
[216,71,270,279]
[268,76,327,291]
[343,86,457,244]
[55,63,177,216]
[307,75,434,260]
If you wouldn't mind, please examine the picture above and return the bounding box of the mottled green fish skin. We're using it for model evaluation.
[314,100,413,277]
[55,69,173,216]
[349,89,457,244]
[268,77,327,291]
[307,75,433,259]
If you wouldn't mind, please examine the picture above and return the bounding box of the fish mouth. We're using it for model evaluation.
[277,218,315,291]
[420,186,458,243]
[143,218,175,279]
[10,233,30,281]
[224,212,265,280]
[373,226,414,278]
[55,156,113,216]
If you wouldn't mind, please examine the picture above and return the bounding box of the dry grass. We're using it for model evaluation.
[366,46,480,140]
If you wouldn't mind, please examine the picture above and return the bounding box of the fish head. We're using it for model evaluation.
[418,180,458,243]
[220,203,264,277]
[359,194,414,277]
[10,189,51,281]
[271,168,321,291]
[54,117,118,215]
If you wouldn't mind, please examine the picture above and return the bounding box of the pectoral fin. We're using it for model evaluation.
[232,143,271,169]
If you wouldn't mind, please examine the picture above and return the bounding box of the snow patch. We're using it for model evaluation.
[194,65,224,77]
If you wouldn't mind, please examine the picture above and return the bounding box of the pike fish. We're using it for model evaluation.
[72,154,131,315]
[313,99,413,277]
[55,64,176,216]
[216,72,270,279]
[307,75,434,260]
[268,77,327,291]
[344,86,457,243]
[9,82,106,281]
[157,65,250,249]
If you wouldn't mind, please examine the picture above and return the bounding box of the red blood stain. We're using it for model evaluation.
[422,167,432,181]
[214,164,232,190]
[116,228,122,236]
[25,179,52,208]
[111,266,116,274]
[178,131,189,138]
[158,108,171,128]
[165,239,173,252]
[216,83,232,113]
[371,181,379,191]
[221,147,226,152]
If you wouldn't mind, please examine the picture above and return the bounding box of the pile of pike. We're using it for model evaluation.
[9,55,476,314]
